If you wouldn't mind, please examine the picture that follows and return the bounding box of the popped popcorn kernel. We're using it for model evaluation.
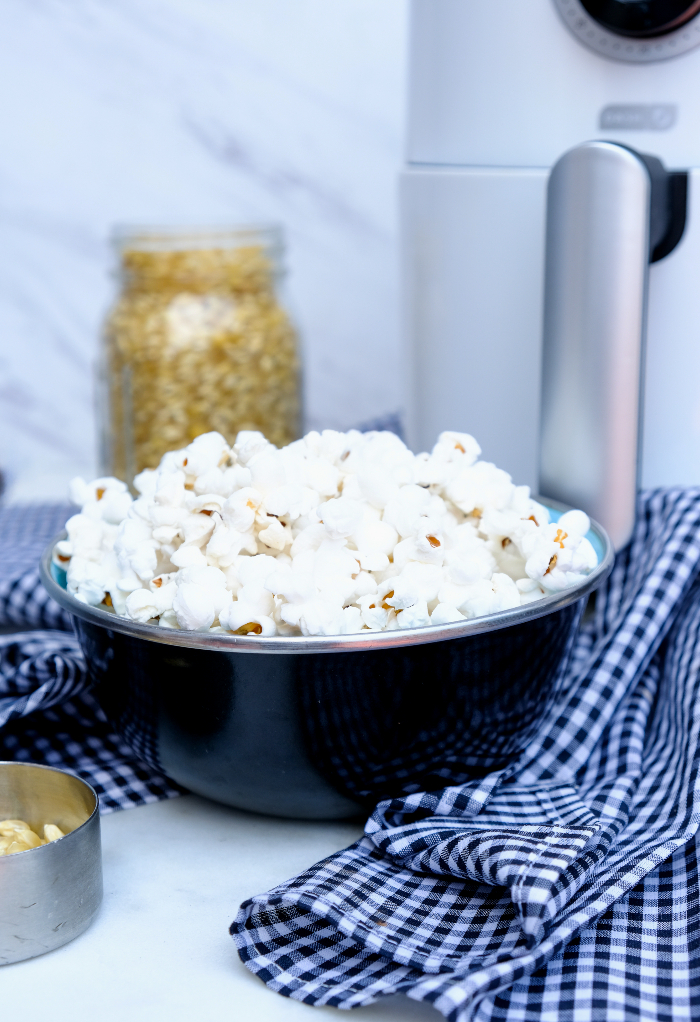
[59,428,598,636]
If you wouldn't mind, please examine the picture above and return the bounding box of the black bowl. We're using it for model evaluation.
[40,503,613,819]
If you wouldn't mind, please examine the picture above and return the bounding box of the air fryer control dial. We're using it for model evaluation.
[554,0,700,59]
[582,1,700,38]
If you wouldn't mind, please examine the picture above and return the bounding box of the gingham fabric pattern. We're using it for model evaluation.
[0,503,184,812]
[0,503,74,631]
[232,488,700,1021]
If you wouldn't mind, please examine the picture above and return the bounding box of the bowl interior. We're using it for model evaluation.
[0,763,97,838]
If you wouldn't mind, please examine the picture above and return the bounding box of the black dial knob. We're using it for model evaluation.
[581,0,700,37]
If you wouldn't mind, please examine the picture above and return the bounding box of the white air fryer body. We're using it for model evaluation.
[403,0,700,498]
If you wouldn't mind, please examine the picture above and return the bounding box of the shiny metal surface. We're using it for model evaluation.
[553,0,700,62]
[39,505,613,819]
[540,142,650,551]
[0,763,102,965]
[39,502,613,654]
[77,600,586,818]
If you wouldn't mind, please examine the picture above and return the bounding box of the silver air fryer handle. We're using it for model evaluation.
[540,141,651,551]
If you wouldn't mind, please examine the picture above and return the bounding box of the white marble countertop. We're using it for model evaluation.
[3,794,439,1021]
[0,1,407,501]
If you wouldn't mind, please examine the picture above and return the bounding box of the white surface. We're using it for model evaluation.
[408,0,700,167]
[401,166,547,490]
[0,0,408,501]
[2,795,440,1021]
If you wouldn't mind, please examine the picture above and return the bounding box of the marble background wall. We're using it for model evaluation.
[0,0,408,501]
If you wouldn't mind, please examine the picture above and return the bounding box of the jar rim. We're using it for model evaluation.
[111,224,284,255]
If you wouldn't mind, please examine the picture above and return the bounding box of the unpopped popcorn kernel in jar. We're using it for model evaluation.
[100,227,301,486]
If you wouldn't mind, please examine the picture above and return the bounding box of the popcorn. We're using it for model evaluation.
[396,600,431,629]
[445,461,514,516]
[219,584,276,637]
[125,581,177,624]
[257,518,290,552]
[357,593,390,630]
[431,603,466,625]
[171,567,230,631]
[517,577,547,605]
[383,562,444,609]
[0,819,65,856]
[521,514,597,592]
[223,487,262,532]
[459,573,522,618]
[59,429,598,636]
[182,431,229,477]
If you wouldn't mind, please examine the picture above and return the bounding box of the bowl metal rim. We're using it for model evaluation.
[39,498,614,655]
[0,760,99,857]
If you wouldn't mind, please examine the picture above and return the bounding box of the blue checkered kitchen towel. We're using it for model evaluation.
[0,502,183,811]
[232,488,700,1021]
[5,493,700,1018]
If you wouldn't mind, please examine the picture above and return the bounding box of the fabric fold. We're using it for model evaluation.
[0,503,75,632]
[369,783,603,946]
[0,630,87,728]
[232,488,700,1021]
[0,502,184,812]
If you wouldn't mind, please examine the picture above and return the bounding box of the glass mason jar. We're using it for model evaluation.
[100,226,301,485]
